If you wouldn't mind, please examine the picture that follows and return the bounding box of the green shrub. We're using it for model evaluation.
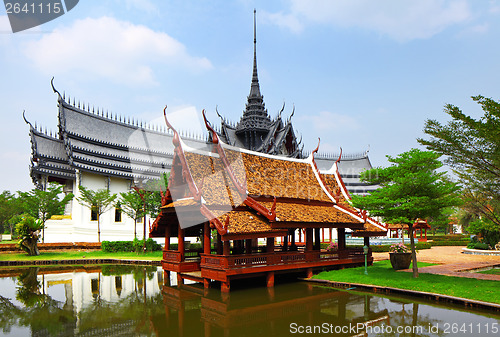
[427,235,469,241]
[102,239,161,253]
[467,242,490,250]
[430,240,468,246]
[101,240,134,253]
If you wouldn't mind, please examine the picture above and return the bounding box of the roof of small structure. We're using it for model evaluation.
[386,219,431,230]
[151,110,386,239]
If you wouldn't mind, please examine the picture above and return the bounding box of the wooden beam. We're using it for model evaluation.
[221,230,287,241]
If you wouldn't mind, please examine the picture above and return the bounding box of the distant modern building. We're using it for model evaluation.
[26,11,377,243]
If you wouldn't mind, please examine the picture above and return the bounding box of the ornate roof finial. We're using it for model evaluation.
[23,110,34,130]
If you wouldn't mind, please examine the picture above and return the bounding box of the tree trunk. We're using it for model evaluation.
[20,234,40,256]
[409,223,419,278]
[97,216,101,242]
[134,219,137,239]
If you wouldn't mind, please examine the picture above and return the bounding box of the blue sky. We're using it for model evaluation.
[1,0,500,192]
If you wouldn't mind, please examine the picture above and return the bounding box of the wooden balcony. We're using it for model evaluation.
[199,248,372,282]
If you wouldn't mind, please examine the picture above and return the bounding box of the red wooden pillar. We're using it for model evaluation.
[223,240,230,256]
[216,233,223,255]
[314,228,321,250]
[178,224,185,262]
[221,281,230,292]
[321,228,325,243]
[203,222,211,255]
[290,229,296,250]
[283,234,288,252]
[338,228,346,258]
[298,229,302,243]
[305,228,313,252]
[329,228,333,243]
[165,225,170,250]
[245,239,252,254]
[266,272,275,288]
[267,237,274,253]
[425,228,427,240]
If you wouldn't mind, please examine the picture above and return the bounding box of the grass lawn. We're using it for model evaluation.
[477,268,500,275]
[313,260,500,305]
[0,250,162,262]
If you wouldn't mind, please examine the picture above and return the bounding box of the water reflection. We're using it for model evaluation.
[0,266,498,336]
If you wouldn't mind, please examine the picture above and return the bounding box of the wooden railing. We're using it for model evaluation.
[200,248,370,270]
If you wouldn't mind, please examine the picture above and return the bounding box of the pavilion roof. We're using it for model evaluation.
[150,110,386,238]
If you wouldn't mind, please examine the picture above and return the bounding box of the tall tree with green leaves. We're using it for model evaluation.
[76,186,117,242]
[351,149,461,278]
[18,183,73,243]
[418,95,500,227]
[0,191,22,236]
[119,190,145,239]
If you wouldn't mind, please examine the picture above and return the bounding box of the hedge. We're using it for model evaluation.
[428,235,469,242]
[101,239,162,253]
[429,240,468,246]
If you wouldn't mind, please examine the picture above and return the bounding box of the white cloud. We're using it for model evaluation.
[123,0,158,14]
[269,0,472,41]
[261,11,304,34]
[303,110,359,132]
[23,16,212,85]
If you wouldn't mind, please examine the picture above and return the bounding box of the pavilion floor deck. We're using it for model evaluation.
[162,247,373,288]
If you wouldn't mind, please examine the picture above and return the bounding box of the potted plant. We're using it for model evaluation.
[389,243,412,270]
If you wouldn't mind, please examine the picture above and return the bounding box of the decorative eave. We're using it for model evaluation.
[163,107,228,235]
[202,110,277,222]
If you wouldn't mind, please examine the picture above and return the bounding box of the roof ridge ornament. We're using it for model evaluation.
[50,77,62,99]
[23,110,34,130]
[202,109,277,221]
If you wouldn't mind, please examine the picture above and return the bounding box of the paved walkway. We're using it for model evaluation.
[373,246,500,281]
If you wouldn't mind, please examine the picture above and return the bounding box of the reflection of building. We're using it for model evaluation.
[26,11,377,243]
[161,282,390,337]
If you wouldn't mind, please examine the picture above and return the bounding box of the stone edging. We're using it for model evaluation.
[304,278,500,312]
[462,248,500,256]
[0,259,161,267]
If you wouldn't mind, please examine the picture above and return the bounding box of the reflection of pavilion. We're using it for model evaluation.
[161,283,389,337]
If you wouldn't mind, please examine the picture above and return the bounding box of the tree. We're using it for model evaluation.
[18,183,74,243]
[119,191,145,239]
[351,149,460,278]
[418,95,500,227]
[76,187,117,242]
[15,214,44,256]
[0,191,22,236]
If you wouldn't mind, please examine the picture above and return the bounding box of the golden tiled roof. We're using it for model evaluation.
[260,201,362,224]
[217,210,280,234]
[239,152,332,202]
[162,198,198,208]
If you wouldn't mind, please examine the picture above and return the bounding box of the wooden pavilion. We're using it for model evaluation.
[387,219,431,241]
[150,109,386,292]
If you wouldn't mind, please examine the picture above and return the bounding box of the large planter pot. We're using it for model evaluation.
[389,252,412,270]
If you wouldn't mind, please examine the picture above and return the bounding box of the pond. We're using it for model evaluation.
[0,265,498,336]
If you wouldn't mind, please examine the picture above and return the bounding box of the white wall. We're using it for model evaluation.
[43,171,152,243]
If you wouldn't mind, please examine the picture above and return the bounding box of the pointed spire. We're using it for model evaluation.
[250,8,262,100]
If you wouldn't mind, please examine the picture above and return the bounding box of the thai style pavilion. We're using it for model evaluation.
[150,108,386,291]
[26,10,379,243]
